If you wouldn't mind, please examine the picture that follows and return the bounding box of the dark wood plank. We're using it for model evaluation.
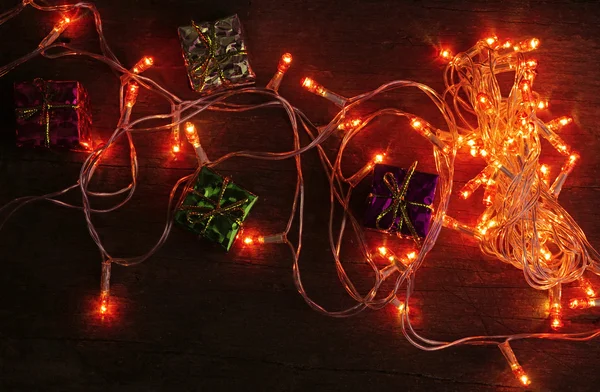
[2,0,600,390]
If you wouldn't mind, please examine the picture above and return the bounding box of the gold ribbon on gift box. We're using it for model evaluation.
[179,175,249,235]
[374,161,433,244]
[191,21,247,90]
[15,79,80,148]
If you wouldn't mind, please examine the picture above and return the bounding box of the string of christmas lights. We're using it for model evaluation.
[2,1,600,387]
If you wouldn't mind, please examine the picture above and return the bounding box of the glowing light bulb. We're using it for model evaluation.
[515,37,540,52]
[267,53,293,91]
[484,36,498,47]
[409,117,451,153]
[549,284,563,330]
[410,118,422,130]
[569,298,597,309]
[390,297,405,312]
[39,15,72,48]
[579,277,597,298]
[278,53,292,71]
[477,93,494,113]
[172,144,180,153]
[439,48,453,61]
[551,152,579,197]
[99,260,111,316]
[132,56,154,74]
[338,118,363,131]
[374,154,385,163]
[525,59,538,69]
[378,246,388,256]
[300,77,347,107]
[184,121,201,148]
[519,80,532,100]
[539,164,550,184]
[406,251,417,262]
[244,237,254,245]
[499,341,531,386]
[546,116,573,131]
[125,82,139,108]
[536,100,549,110]
[99,291,109,315]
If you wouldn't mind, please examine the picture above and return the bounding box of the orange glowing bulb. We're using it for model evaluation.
[461,190,471,199]
[551,317,563,330]
[587,288,596,297]
[276,53,293,73]
[301,77,314,89]
[526,59,538,68]
[172,145,180,153]
[540,164,549,174]
[483,195,492,206]
[186,123,195,133]
[125,82,139,108]
[529,38,540,49]
[410,118,422,130]
[406,251,417,261]
[520,374,531,386]
[579,278,597,297]
[374,154,384,163]
[132,56,154,74]
[378,246,388,256]
[244,237,253,245]
[439,49,453,60]
[485,36,497,46]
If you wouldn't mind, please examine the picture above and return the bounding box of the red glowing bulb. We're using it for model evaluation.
[439,49,452,60]
[301,77,314,89]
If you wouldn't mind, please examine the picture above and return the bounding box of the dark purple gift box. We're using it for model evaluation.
[14,79,92,149]
[364,163,438,239]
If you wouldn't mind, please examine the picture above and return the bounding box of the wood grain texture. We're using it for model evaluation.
[2,0,600,390]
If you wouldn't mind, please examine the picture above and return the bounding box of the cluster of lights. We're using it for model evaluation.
[3,2,600,388]
[438,35,600,386]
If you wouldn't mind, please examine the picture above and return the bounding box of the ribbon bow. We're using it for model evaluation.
[374,161,433,243]
[15,79,80,148]
[179,176,249,235]
[191,21,247,91]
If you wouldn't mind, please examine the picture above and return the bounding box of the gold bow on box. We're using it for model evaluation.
[369,161,435,244]
[174,166,258,251]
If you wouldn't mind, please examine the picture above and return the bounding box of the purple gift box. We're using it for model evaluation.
[364,163,438,239]
[14,79,92,149]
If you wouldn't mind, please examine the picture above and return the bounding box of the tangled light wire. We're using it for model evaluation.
[2,1,600,386]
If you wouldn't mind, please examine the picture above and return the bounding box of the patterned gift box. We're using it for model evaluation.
[175,166,258,251]
[178,14,256,94]
[14,79,92,149]
[364,162,438,241]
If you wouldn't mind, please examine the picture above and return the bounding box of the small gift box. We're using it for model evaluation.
[174,166,258,251]
[178,14,256,94]
[364,162,438,241]
[14,79,92,149]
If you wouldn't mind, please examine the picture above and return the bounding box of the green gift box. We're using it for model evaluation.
[175,166,258,251]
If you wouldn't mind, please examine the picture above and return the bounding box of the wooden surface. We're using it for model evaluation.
[2,0,600,390]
